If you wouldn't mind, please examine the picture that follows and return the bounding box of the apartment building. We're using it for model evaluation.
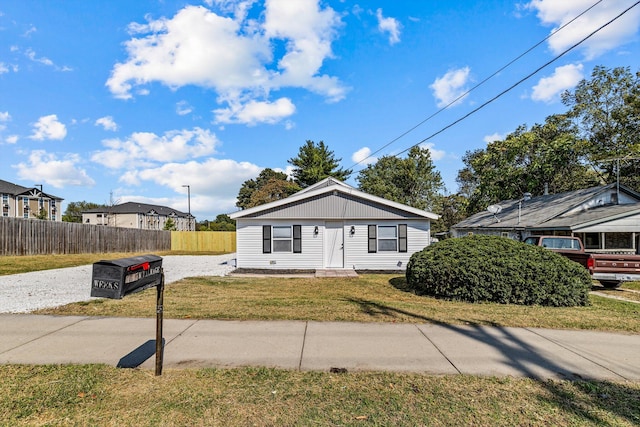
[0,179,63,221]
[82,201,194,230]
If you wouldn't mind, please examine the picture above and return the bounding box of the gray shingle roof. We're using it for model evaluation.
[0,179,28,194]
[0,179,63,200]
[535,203,640,230]
[230,177,439,220]
[83,202,189,217]
[453,184,640,231]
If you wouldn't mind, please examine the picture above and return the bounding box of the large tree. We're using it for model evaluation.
[432,193,469,235]
[357,145,444,211]
[62,201,104,223]
[562,65,640,190]
[288,140,352,188]
[236,168,300,210]
[457,115,599,215]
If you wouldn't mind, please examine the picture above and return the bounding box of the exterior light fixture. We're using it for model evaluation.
[350,225,355,235]
[314,226,319,235]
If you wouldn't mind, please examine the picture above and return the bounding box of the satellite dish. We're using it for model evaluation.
[487,204,502,214]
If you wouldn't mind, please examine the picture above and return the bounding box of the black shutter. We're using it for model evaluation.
[398,224,407,253]
[262,225,271,253]
[293,225,302,253]
[368,225,377,253]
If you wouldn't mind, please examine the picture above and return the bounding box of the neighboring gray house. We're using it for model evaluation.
[83,202,194,230]
[451,184,640,253]
[229,177,439,271]
[0,179,64,221]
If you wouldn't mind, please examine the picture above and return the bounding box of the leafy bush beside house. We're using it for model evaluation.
[406,235,592,307]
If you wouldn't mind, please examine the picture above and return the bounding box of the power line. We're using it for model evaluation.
[391,0,639,160]
[349,0,608,169]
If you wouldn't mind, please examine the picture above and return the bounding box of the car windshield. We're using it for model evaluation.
[541,238,580,250]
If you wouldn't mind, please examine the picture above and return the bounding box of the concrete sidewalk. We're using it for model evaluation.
[1,314,638,381]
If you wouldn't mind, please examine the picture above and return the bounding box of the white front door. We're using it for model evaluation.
[324,221,344,268]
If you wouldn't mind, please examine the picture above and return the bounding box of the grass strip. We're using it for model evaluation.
[36,275,640,333]
[1,365,639,427]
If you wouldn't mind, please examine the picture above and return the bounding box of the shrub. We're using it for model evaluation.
[406,235,592,306]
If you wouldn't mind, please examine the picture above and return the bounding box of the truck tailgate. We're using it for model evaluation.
[589,254,640,285]
[589,255,640,273]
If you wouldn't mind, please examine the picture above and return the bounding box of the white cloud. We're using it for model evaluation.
[176,100,193,116]
[25,49,53,66]
[351,146,377,165]
[527,0,640,60]
[5,135,18,144]
[30,114,67,140]
[0,114,7,133]
[95,116,118,131]
[14,150,95,188]
[214,97,295,125]
[420,142,446,161]
[23,25,37,37]
[91,127,220,169]
[106,1,347,125]
[483,133,505,144]
[376,8,401,45]
[531,63,584,103]
[25,48,72,71]
[430,67,471,108]
[0,63,8,74]
[130,157,263,213]
[0,112,17,144]
[274,165,296,180]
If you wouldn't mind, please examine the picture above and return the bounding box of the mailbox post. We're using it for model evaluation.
[91,255,165,375]
[155,275,164,376]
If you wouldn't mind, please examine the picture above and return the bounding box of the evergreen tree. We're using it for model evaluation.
[288,140,351,188]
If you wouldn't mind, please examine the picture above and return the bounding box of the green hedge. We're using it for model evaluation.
[406,235,592,306]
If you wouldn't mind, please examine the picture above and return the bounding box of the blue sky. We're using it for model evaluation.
[1,0,639,221]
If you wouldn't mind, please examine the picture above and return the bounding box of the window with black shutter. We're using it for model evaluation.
[398,224,407,252]
[262,225,271,253]
[368,225,377,253]
[368,224,408,253]
[293,225,302,253]
[264,225,302,253]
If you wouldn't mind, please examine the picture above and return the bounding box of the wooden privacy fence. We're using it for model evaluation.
[171,231,236,253]
[0,217,171,255]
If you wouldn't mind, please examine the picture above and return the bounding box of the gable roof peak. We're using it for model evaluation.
[295,177,354,195]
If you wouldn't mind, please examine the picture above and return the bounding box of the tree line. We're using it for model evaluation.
[236,66,640,233]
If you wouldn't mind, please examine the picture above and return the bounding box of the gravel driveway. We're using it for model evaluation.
[0,254,237,313]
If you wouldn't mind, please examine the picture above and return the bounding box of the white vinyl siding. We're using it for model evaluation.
[345,221,429,270]
[237,220,323,269]
[236,219,431,271]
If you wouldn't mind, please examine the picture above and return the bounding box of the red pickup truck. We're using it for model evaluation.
[523,235,640,288]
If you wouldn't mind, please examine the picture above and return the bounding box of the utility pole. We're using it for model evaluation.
[34,184,44,219]
[182,185,191,231]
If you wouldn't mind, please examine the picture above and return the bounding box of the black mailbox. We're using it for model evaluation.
[91,255,163,299]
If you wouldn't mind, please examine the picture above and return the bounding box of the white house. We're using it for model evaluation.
[229,177,439,271]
